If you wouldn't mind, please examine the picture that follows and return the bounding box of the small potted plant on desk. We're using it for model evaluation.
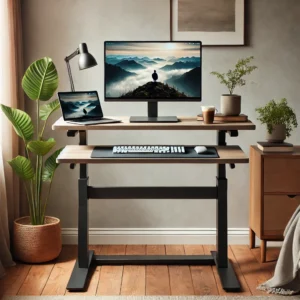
[211,56,257,116]
[256,98,297,142]
[0,57,64,263]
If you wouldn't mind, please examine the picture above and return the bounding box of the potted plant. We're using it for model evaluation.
[0,57,64,263]
[211,56,257,116]
[256,98,297,143]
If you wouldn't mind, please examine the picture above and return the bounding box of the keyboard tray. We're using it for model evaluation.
[91,146,219,159]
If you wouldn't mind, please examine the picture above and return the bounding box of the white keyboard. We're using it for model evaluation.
[112,145,186,154]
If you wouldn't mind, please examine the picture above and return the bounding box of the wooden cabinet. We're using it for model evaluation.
[249,146,300,262]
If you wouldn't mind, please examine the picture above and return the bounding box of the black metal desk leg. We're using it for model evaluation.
[216,165,228,268]
[214,165,241,292]
[78,130,90,268]
[216,130,228,267]
[67,130,94,291]
[67,175,94,291]
[78,177,90,268]
[214,130,241,292]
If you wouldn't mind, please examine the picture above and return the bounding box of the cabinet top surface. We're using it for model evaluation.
[251,145,300,157]
[52,116,256,131]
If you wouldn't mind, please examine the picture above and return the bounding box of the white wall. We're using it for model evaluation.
[21,0,300,243]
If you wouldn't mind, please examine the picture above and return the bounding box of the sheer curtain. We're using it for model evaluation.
[0,0,24,278]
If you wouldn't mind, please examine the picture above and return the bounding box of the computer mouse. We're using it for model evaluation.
[194,146,208,154]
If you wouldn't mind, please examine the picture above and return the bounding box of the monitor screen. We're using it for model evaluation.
[58,91,103,120]
[104,41,201,101]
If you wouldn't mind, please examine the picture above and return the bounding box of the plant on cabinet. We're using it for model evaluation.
[256,98,297,142]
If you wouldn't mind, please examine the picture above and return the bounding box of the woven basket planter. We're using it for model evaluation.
[13,216,62,263]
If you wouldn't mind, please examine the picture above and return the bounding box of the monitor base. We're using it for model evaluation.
[130,116,179,123]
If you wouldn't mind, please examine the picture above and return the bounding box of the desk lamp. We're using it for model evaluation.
[64,43,97,91]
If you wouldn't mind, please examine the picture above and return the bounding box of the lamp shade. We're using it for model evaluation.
[78,43,97,70]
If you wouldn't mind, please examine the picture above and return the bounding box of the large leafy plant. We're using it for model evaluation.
[211,56,257,95]
[256,98,298,137]
[1,57,63,225]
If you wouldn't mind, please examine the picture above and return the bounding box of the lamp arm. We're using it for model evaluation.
[64,48,79,62]
[64,48,79,92]
[66,60,75,91]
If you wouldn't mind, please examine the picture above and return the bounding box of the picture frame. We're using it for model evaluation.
[170,0,245,46]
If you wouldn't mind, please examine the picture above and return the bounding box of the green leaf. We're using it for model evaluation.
[27,138,56,156]
[22,57,58,101]
[40,99,60,121]
[8,156,34,180]
[211,56,257,94]
[42,147,64,182]
[0,104,34,142]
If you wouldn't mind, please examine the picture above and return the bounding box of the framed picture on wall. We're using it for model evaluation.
[171,0,245,45]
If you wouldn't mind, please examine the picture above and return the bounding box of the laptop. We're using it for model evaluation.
[58,91,120,125]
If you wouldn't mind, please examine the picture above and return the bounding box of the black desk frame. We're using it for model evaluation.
[66,129,241,292]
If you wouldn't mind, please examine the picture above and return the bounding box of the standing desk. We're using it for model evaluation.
[52,116,255,292]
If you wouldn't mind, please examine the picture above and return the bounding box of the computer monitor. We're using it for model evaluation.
[104,41,202,122]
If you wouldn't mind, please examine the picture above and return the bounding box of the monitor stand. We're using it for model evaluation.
[129,102,178,123]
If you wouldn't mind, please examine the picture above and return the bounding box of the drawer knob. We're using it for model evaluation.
[288,195,296,198]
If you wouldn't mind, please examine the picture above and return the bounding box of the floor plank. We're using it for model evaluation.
[184,245,205,255]
[165,245,186,255]
[120,245,146,295]
[125,245,146,255]
[166,245,194,295]
[41,245,77,295]
[97,245,126,295]
[18,263,54,295]
[98,245,110,255]
[106,245,126,255]
[185,245,219,295]
[146,245,170,295]
[146,245,165,255]
[251,247,280,275]
[231,245,273,295]
[0,264,31,297]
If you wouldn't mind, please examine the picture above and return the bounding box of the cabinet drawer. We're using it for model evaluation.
[263,195,300,236]
[264,158,300,193]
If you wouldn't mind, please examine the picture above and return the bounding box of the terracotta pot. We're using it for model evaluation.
[13,216,62,263]
[266,124,286,143]
[220,94,241,116]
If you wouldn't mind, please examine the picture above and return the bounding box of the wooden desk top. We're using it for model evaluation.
[52,116,256,131]
[57,145,248,164]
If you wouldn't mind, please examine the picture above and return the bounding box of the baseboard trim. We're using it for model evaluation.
[62,227,283,245]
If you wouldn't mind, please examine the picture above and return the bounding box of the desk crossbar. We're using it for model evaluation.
[88,186,217,199]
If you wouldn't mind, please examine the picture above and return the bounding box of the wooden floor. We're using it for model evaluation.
[0,245,279,297]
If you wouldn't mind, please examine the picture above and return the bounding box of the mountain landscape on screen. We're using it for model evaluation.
[59,93,102,119]
[105,42,201,98]
[116,60,146,71]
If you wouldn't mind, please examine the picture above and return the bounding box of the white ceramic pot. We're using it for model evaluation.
[220,94,241,116]
[266,124,286,143]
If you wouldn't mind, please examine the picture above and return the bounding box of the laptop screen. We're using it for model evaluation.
[58,91,103,121]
